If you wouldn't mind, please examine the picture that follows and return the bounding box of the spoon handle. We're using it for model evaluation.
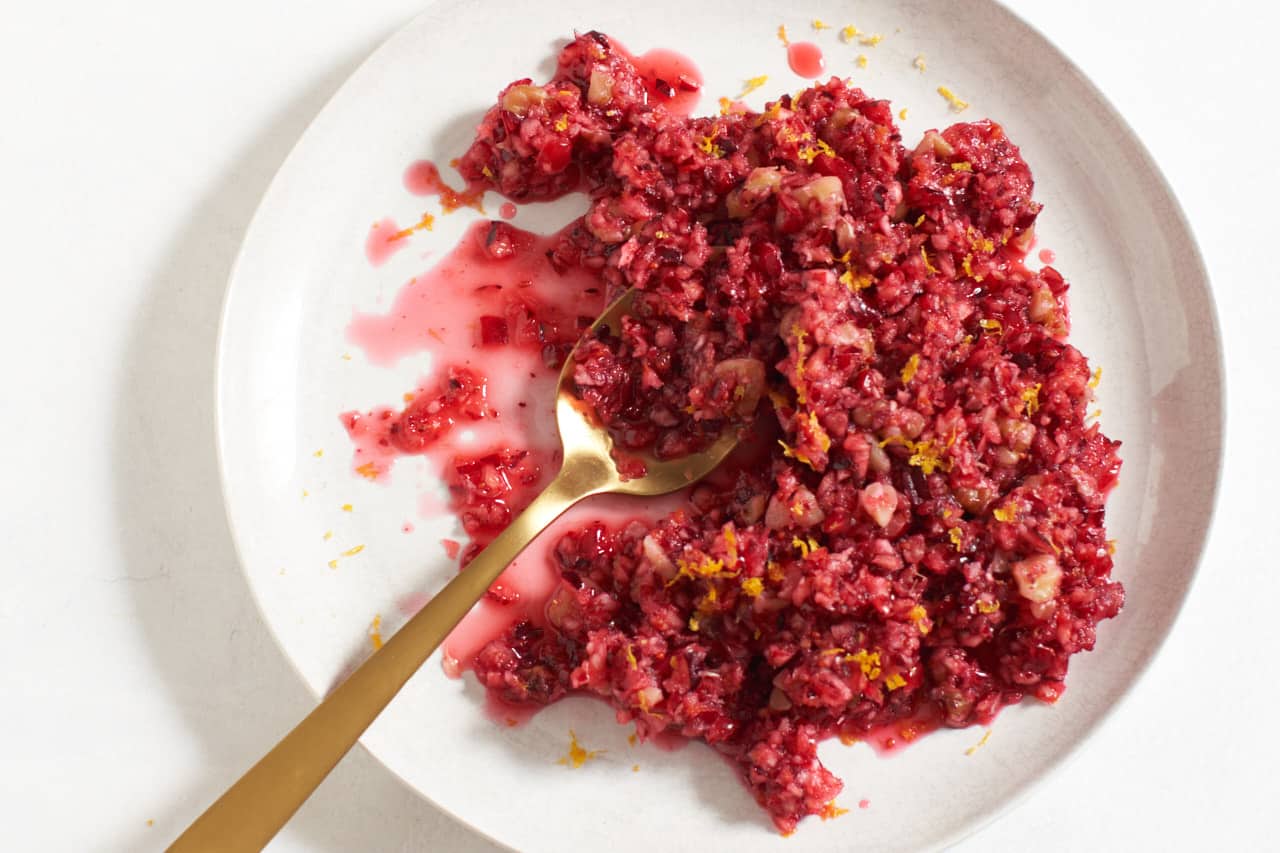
[168,473,588,852]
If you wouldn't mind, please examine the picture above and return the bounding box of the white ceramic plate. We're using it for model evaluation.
[216,1,1223,850]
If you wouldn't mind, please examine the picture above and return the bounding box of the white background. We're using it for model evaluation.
[1,1,1273,850]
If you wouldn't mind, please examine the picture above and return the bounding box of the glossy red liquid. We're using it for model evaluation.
[344,219,697,671]
[402,159,485,212]
[346,221,600,368]
[857,711,942,756]
[787,41,825,78]
[610,40,703,117]
[364,217,408,267]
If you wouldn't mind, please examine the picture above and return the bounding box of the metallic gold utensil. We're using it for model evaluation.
[169,288,740,852]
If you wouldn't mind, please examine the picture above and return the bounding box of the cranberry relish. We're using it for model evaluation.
[457,32,1122,833]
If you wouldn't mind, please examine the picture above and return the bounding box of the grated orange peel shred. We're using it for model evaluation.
[791,324,810,404]
[556,729,604,768]
[937,85,970,112]
[697,130,724,158]
[778,439,815,469]
[978,318,1004,337]
[791,536,820,559]
[964,729,993,756]
[848,648,882,679]
[908,604,932,634]
[908,438,947,475]
[797,138,836,164]
[820,801,850,820]
[921,245,939,274]
[738,75,769,98]
[900,353,921,384]
[1022,383,1042,416]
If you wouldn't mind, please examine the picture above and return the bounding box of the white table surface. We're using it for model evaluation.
[2,1,1274,850]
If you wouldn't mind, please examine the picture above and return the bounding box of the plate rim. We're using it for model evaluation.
[212,1,1226,849]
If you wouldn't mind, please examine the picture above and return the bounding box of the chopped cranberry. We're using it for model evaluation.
[536,137,573,174]
[389,367,492,453]
[480,220,519,260]
[478,315,509,346]
[435,32,1123,835]
[485,582,520,605]
[449,448,543,538]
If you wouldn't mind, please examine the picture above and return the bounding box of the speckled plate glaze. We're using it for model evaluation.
[216,1,1223,849]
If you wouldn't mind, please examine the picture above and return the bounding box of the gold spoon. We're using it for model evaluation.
[170,288,740,852]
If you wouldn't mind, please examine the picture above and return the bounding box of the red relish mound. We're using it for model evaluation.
[452,32,1121,833]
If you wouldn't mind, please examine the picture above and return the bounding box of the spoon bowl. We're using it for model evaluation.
[553,288,741,498]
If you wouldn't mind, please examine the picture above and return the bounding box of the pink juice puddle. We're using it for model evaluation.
[403,160,485,212]
[346,221,601,369]
[787,42,825,78]
[365,218,409,267]
[345,217,691,677]
[609,38,704,117]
